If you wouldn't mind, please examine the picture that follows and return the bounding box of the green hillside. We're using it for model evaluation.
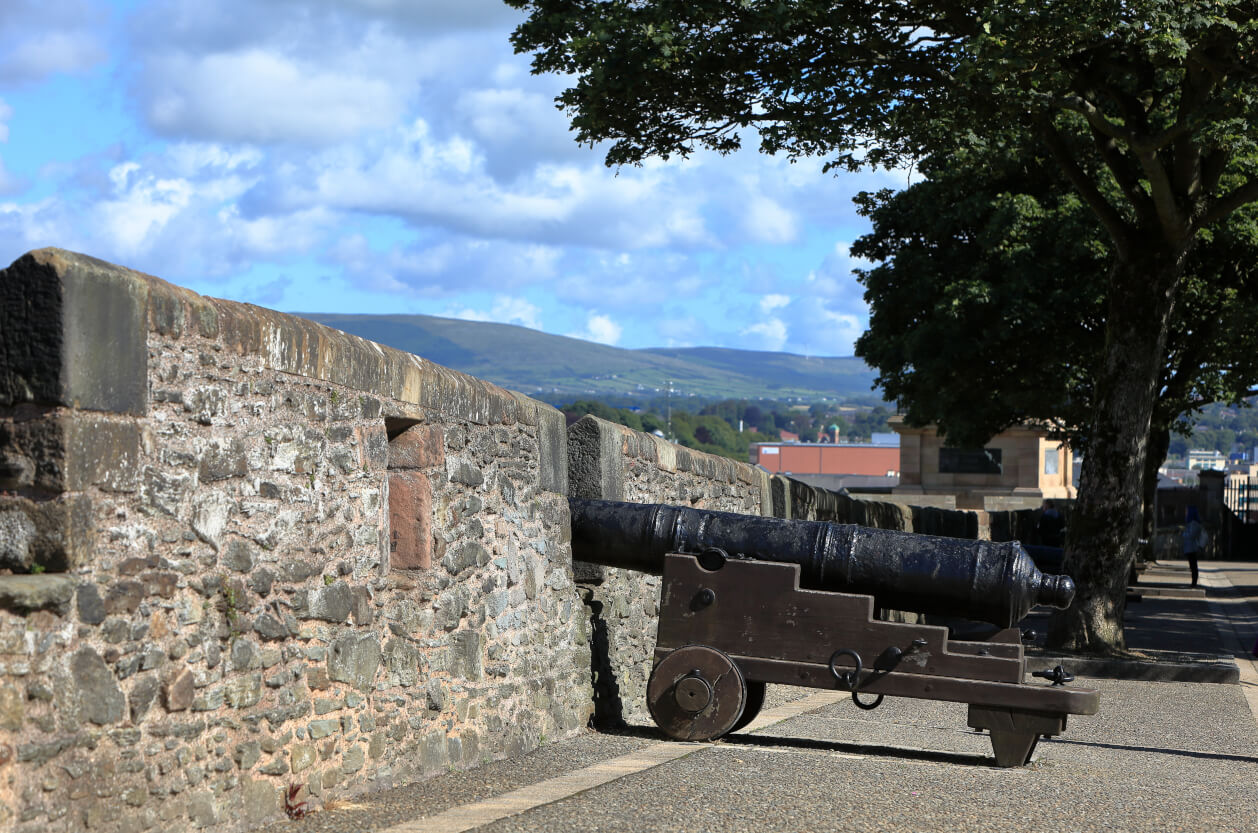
[298,312,880,405]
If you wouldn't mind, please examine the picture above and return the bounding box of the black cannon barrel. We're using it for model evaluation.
[569,498,1074,629]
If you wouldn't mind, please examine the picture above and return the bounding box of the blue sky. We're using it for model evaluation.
[0,0,910,356]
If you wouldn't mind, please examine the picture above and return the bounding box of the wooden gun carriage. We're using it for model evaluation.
[571,499,1101,767]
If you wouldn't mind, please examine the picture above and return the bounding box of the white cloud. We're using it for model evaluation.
[266,120,715,249]
[0,0,901,356]
[657,315,707,346]
[804,241,872,316]
[759,294,791,313]
[142,49,404,144]
[742,195,797,243]
[0,2,108,84]
[568,313,622,346]
[0,31,107,82]
[740,318,789,352]
[95,162,194,256]
[450,295,544,330]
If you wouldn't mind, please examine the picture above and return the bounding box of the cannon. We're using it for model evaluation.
[571,499,1100,767]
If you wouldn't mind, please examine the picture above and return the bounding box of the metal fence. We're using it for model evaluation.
[1224,477,1258,522]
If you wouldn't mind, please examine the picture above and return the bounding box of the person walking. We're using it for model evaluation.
[1182,506,1206,587]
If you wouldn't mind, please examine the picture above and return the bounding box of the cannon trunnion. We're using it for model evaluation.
[647,553,1099,766]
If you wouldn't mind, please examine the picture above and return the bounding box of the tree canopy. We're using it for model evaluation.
[509,0,1258,653]
[853,143,1258,450]
[852,146,1107,449]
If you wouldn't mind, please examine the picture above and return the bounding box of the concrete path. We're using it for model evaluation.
[265,562,1258,833]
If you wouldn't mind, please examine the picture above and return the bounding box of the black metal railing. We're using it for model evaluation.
[1224,477,1258,523]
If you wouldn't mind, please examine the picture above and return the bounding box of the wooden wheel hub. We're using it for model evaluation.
[647,645,747,741]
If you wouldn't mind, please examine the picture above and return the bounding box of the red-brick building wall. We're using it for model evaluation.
[751,443,900,476]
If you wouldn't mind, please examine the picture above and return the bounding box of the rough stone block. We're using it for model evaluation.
[242,778,278,822]
[72,646,126,725]
[0,493,95,572]
[0,249,149,414]
[536,402,568,495]
[105,580,144,615]
[129,674,161,722]
[450,630,484,681]
[567,416,624,502]
[290,744,316,773]
[0,676,23,730]
[387,471,431,570]
[387,424,444,470]
[449,461,484,487]
[296,581,353,623]
[0,410,142,494]
[187,791,219,829]
[384,638,420,688]
[165,670,195,712]
[0,574,74,615]
[198,438,247,482]
[327,631,382,692]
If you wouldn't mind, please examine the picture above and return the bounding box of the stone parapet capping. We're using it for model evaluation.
[1,249,565,481]
[774,472,1038,542]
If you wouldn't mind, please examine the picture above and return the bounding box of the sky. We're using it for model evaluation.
[0,0,912,356]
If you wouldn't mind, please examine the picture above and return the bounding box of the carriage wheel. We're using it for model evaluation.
[729,681,767,734]
[647,645,748,742]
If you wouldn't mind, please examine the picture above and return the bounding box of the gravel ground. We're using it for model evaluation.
[254,732,655,833]
[261,674,1257,833]
[482,676,1258,833]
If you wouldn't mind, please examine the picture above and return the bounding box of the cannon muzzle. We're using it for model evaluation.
[569,498,1073,629]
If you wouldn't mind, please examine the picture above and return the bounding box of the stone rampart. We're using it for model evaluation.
[774,475,1038,542]
[566,416,771,725]
[0,250,585,833]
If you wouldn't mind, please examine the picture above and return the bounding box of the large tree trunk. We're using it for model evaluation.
[1141,424,1172,560]
[1047,255,1182,654]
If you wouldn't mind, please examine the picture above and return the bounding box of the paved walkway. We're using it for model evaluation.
[266,561,1258,833]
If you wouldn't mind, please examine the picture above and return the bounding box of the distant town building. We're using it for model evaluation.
[890,417,1074,510]
[751,440,900,488]
[1187,449,1227,471]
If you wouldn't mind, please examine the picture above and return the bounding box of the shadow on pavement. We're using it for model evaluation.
[718,732,992,767]
[1050,737,1258,764]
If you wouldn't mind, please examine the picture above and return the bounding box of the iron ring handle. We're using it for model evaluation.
[828,648,862,688]
[828,648,884,711]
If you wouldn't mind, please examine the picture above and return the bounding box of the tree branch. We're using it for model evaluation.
[1038,119,1134,257]
[1060,95,1137,144]
[1088,125,1156,228]
[1198,178,1258,229]
[1132,146,1191,251]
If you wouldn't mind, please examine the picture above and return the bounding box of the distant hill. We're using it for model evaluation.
[298,312,880,406]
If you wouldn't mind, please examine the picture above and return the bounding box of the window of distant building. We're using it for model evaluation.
[939,448,1002,475]
[1044,448,1059,475]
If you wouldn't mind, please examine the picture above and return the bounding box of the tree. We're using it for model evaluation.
[853,141,1258,562]
[853,145,1106,449]
[509,0,1258,653]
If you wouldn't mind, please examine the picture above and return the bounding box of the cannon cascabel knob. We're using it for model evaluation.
[1037,574,1075,610]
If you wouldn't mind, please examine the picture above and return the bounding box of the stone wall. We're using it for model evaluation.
[775,474,1039,543]
[0,250,586,833]
[566,416,770,726]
